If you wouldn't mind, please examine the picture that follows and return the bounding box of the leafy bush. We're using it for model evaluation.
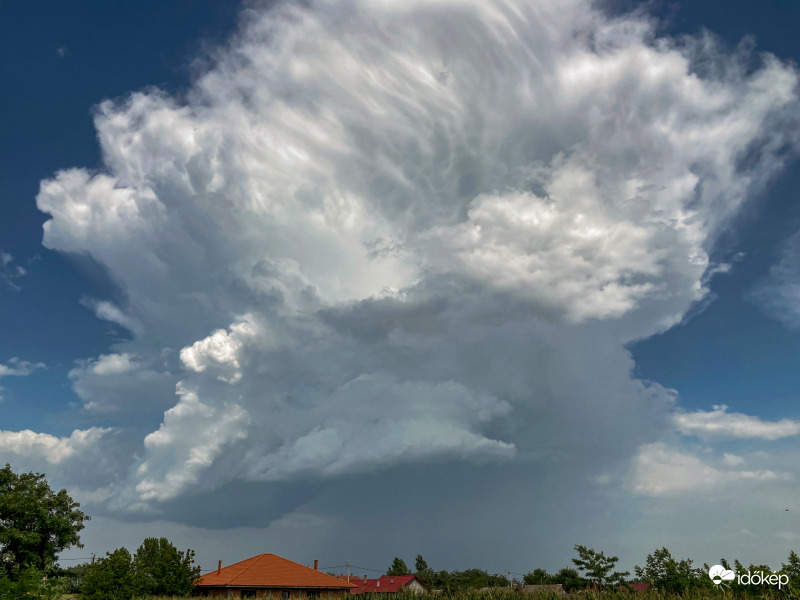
[80,538,200,599]
[0,564,66,600]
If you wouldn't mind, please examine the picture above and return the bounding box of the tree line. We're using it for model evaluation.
[387,546,800,595]
[1,464,199,599]
[5,463,800,599]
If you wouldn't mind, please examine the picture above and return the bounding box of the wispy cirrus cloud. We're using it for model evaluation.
[749,230,800,330]
[0,251,27,291]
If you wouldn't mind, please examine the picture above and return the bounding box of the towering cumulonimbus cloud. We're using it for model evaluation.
[30,0,800,512]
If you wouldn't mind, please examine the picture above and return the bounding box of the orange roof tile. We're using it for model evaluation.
[196,554,357,589]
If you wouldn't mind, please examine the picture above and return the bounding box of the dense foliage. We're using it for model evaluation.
[81,538,201,599]
[0,463,89,574]
[0,564,66,600]
[82,547,136,600]
[572,545,629,588]
[387,557,412,576]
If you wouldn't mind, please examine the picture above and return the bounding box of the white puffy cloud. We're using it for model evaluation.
[0,427,111,465]
[674,404,800,440]
[628,442,788,498]
[33,0,800,515]
[0,357,45,379]
[180,315,259,383]
[131,383,251,503]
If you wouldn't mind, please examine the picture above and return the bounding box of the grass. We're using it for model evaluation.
[56,589,800,600]
[343,589,797,600]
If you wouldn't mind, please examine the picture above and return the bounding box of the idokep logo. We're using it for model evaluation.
[708,565,735,587]
[707,565,789,589]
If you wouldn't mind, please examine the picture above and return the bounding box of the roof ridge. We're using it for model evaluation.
[272,554,354,584]
[198,553,356,588]
[218,553,265,572]
[228,553,266,584]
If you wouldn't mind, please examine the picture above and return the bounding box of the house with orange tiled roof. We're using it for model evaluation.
[194,553,356,599]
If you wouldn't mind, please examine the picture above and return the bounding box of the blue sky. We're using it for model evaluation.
[2,0,800,578]
[0,1,241,433]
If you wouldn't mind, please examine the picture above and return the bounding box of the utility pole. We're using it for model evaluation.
[346,562,351,582]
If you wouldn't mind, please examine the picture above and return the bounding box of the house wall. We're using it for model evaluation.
[198,588,352,599]
[405,580,426,595]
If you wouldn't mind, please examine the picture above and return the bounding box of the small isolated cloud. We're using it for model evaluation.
[0,251,27,291]
[723,452,746,466]
[749,231,800,329]
[674,405,800,440]
[628,442,787,497]
[0,357,45,379]
[0,358,46,401]
[57,46,67,58]
[80,298,143,336]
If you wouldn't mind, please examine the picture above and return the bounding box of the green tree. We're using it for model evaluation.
[550,567,585,592]
[430,569,453,592]
[58,561,90,595]
[415,555,429,573]
[524,568,552,585]
[0,464,89,575]
[572,545,629,588]
[414,554,435,585]
[132,537,200,596]
[81,547,135,600]
[0,563,66,600]
[782,550,800,589]
[634,547,704,593]
[386,557,410,576]
[448,568,508,590]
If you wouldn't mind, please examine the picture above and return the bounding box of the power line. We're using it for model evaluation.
[349,565,384,573]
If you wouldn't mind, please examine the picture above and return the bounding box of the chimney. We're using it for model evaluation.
[217,560,221,575]
[364,575,367,583]
[377,580,380,588]
[314,560,319,571]
[391,577,394,585]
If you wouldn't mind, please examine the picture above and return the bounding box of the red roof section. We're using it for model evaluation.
[348,576,426,594]
[624,583,652,593]
[196,554,357,589]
